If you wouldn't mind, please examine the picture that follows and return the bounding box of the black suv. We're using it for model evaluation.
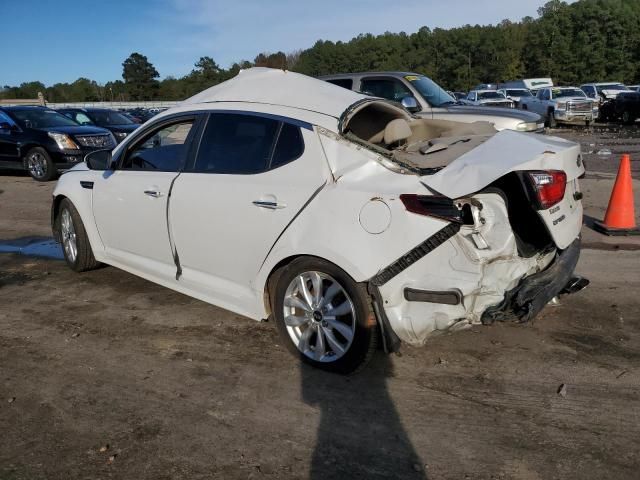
[0,106,115,181]
[58,108,139,143]
[599,91,640,124]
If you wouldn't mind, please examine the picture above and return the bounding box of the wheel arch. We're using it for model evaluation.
[51,180,106,258]
[262,254,361,318]
[51,194,68,242]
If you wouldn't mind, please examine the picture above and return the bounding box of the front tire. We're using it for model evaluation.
[273,257,378,374]
[547,110,557,128]
[24,147,56,181]
[56,199,100,272]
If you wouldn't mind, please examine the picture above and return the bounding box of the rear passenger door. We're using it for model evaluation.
[169,111,328,315]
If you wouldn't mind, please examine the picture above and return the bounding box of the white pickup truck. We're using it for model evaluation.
[519,87,598,127]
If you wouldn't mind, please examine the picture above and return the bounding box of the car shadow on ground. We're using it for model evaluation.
[301,354,428,479]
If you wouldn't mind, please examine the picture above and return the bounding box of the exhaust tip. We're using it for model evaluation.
[561,276,590,295]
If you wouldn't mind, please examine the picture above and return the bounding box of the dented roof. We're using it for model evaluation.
[183,67,368,119]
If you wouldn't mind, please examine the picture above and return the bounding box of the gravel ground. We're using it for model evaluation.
[1,124,639,480]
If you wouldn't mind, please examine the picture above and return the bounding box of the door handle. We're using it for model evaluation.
[144,190,163,198]
[252,200,286,210]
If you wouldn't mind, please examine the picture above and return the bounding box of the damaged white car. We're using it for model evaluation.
[52,68,588,374]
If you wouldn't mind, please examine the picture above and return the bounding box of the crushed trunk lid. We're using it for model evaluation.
[421,130,584,249]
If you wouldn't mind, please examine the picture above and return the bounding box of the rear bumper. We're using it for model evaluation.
[481,237,581,323]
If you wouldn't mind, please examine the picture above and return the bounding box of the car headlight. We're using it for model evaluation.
[556,102,567,111]
[48,132,79,150]
[516,121,543,132]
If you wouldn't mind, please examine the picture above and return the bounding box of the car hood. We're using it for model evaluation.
[445,105,539,121]
[42,125,111,136]
[105,124,139,133]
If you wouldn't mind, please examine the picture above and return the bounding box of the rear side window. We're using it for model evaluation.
[326,78,353,90]
[271,123,304,169]
[360,78,412,102]
[194,113,305,174]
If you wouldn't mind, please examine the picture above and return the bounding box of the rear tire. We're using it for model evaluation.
[56,199,100,272]
[273,257,378,374]
[24,147,57,182]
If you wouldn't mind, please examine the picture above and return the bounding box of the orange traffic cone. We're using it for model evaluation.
[593,154,639,236]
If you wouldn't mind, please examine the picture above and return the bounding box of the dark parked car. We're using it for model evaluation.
[599,91,640,124]
[0,106,115,181]
[58,108,139,143]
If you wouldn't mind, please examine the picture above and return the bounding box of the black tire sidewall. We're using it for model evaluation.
[57,198,97,272]
[273,257,377,374]
[25,147,56,182]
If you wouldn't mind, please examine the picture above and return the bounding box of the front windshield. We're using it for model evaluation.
[477,91,506,100]
[595,84,627,93]
[404,75,456,107]
[11,109,79,128]
[553,89,586,99]
[88,110,135,126]
[507,89,532,97]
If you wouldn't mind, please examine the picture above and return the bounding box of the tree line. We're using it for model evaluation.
[2,0,639,103]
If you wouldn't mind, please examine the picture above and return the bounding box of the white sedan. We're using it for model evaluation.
[52,68,587,373]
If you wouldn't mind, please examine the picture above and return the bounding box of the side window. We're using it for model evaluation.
[468,92,475,101]
[74,112,93,125]
[537,89,545,99]
[360,78,412,102]
[542,90,550,100]
[194,113,278,174]
[193,113,304,174]
[0,111,15,126]
[121,120,194,171]
[271,122,304,169]
[326,78,353,90]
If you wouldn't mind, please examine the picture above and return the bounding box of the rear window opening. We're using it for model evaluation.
[341,100,497,174]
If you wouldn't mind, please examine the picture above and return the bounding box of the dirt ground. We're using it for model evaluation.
[1,127,640,480]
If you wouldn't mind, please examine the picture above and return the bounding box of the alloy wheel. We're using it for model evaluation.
[60,208,77,263]
[27,152,47,179]
[282,271,356,362]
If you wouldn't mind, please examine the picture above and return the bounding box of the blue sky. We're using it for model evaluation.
[2,0,564,86]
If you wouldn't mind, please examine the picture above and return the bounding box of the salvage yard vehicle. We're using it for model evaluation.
[462,90,515,108]
[598,91,640,124]
[0,106,116,181]
[321,72,543,132]
[58,108,139,143]
[51,68,587,374]
[497,88,532,107]
[580,82,632,104]
[519,87,598,127]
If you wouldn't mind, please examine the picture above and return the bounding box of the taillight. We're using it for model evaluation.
[400,194,468,223]
[527,170,567,209]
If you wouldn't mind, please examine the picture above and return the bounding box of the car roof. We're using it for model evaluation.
[472,90,502,93]
[581,82,625,86]
[319,72,420,79]
[182,67,368,120]
[0,105,50,111]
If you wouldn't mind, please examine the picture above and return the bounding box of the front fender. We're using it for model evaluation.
[51,169,106,259]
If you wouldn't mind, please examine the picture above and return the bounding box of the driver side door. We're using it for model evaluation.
[92,114,199,280]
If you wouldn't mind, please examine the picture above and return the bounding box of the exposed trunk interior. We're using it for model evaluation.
[341,100,498,173]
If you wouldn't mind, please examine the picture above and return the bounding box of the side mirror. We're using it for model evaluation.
[401,96,420,113]
[85,149,113,171]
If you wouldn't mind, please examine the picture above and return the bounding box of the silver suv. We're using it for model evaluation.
[320,72,543,132]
